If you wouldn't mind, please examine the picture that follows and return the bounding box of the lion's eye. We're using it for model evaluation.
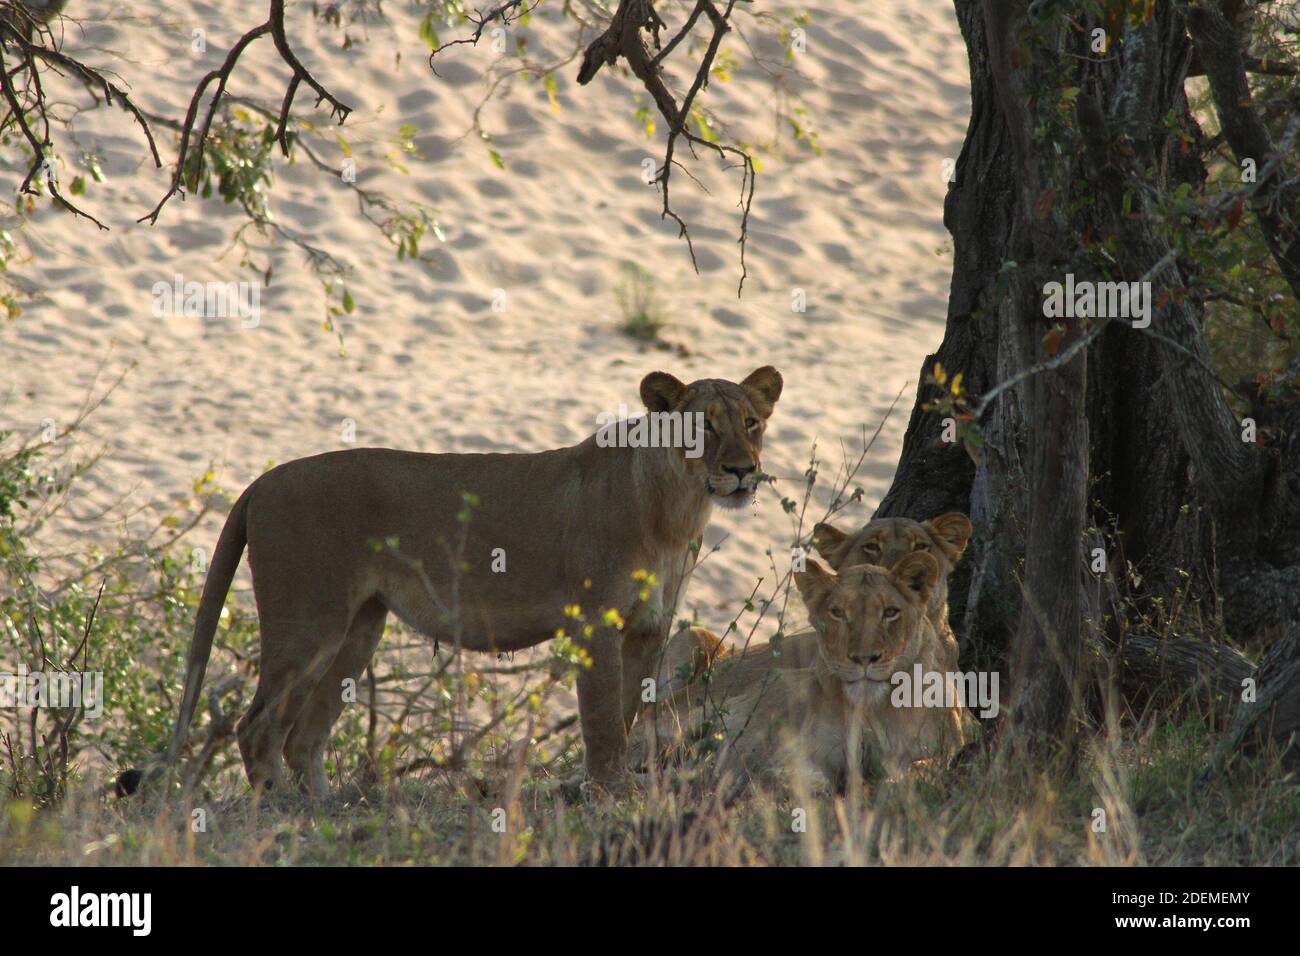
[882,607,900,621]
[862,542,880,555]
[827,607,847,621]
[745,418,760,432]
[868,653,882,664]
[704,420,716,433]
[913,541,929,551]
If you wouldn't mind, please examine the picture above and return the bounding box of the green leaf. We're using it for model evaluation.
[418,13,439,50]
[544,74,560,115]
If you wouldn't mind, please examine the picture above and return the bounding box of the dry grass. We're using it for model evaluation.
[4,710,1296,867]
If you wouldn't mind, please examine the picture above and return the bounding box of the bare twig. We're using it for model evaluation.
[428,0,539,68]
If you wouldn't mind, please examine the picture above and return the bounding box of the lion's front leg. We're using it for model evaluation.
[621,551,697,731]
[619,599,673,733]
[575,627,629,787]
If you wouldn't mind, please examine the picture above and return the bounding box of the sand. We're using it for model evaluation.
[1,0,968,635]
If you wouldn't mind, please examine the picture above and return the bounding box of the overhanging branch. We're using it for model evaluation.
[576,0,755,293]
[139,0,352,225]
[0,1,351,229]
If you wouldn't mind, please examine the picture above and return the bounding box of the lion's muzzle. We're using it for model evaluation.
[708,463,759,508]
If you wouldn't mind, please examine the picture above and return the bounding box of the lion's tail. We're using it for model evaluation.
[115,485,252,797]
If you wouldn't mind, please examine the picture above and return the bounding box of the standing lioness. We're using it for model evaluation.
[120,367,782,796]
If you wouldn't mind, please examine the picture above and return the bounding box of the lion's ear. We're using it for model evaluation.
[890,551,938,606]
[794,559,835,611]
[640,371,688,413]
[924,512,973,562]
[811,522,848,564]
[740,366,783,417]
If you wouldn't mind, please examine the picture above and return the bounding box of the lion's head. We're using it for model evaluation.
[810,513,971,611]
[793,553,938,688]
[639,366,783,509]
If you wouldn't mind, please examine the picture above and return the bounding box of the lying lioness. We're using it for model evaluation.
[811,512,972,668]
[655,626,727,699]
[633,552,963,792]
[120,366,782,796]
[658,512,973,682]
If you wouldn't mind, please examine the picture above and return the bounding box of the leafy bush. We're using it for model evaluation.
[0,428,259,802]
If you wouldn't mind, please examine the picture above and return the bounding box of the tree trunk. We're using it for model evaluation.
[876,0,1300,758]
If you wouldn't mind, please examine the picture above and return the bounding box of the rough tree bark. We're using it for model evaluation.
[875,0,1300,763]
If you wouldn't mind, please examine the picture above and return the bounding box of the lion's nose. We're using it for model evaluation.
[723,464,756,481]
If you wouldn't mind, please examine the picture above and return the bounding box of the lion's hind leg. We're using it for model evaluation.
[283,597,388,798]
[236,611,352,794]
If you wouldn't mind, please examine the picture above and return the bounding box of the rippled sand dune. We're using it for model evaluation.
[1,0,968,627]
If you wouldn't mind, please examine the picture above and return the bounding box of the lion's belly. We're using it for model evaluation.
[375,547,686,654]
[379,572,574,655]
